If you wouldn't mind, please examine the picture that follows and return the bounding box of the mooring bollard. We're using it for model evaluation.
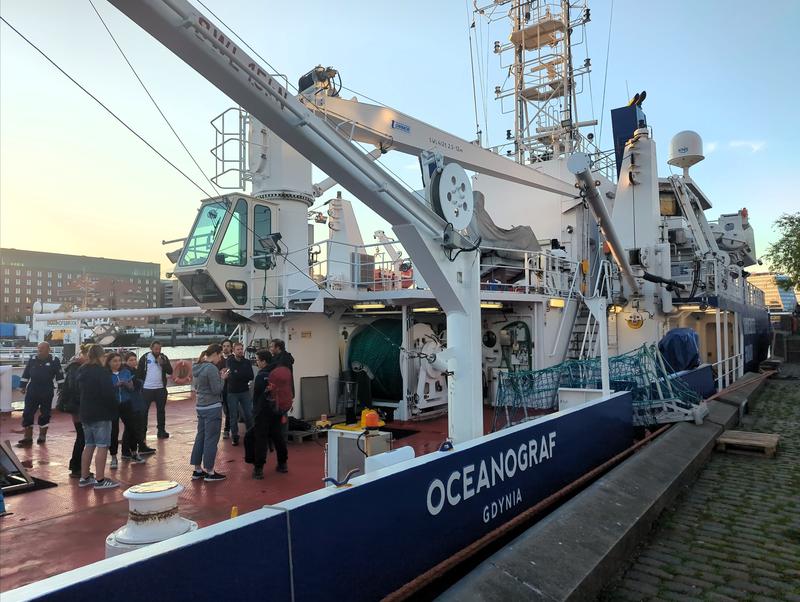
[105,480,197,558]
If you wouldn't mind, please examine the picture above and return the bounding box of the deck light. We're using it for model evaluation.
[480,302,504,309]
[412,307,440,313]
[352,303,386,310]
[548,298,566,309]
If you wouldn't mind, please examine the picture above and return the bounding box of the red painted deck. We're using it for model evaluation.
[0,396,499,592]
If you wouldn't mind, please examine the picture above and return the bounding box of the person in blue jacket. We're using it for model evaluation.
[17,341,64,447]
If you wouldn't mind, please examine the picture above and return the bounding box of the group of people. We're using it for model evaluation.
[16,337,295,488]
[190,338,294,481]
[18,341,171,489]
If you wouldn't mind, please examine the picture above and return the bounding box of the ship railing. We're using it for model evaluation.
[712,352,744,390]
[476,245,579,298]
[248,239,580,308]
[671,259,766,310]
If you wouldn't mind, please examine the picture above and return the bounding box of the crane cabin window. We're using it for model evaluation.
[253,205,272,245]
[216,198,248,266]
[179,200,229,267]
[253,205,273,269]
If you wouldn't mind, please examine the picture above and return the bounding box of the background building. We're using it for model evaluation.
[158,278,196,308]
[1,248,160,325]
[749,272,800,313]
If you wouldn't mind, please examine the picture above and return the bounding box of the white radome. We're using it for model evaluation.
[668,130,704,169]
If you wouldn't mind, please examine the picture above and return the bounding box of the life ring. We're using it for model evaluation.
[171,359,192,385]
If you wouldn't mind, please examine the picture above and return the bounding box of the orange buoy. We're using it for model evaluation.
[171,359,192,385]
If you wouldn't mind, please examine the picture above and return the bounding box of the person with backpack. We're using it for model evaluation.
[249,350,290,479]
[190,344,229,482]
[59,345,87,478]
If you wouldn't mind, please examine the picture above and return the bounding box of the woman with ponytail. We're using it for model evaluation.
[189,344,229,482]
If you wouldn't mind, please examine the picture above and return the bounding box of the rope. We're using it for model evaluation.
[0,15,212,199]
[598,0,614,149]
[88,0,223,199]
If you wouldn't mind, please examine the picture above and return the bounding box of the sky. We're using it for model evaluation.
[1,0,799,277]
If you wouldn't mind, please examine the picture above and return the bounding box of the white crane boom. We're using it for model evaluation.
[310,95,577,198]
[105,0,485,442]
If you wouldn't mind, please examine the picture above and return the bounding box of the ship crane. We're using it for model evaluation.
[104,0,512,443]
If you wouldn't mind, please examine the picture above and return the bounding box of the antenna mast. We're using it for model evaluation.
[485,0,595,166]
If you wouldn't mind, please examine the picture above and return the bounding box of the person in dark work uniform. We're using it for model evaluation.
[17,341,64,447]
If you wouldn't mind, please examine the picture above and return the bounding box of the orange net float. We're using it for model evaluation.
[171,359,192,385]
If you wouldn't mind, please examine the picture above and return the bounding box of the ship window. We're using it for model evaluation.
[253,204,272,249]
[216,198,248,267]
[176,273,225,303]
[179,200,230,267]
[225,280,248,305]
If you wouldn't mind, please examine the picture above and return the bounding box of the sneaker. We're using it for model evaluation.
[157,431,170,439]
[204,472,226,482]
[252,467,264,480]
[276,464,288,473]
[130,454,146,464]
[138,447,156,456]
[231,436,240,446]
[78,476,97,487]
[94,478,119,490]
[71,470,93,479]
[222,430,230,440]
[110,457,118,470]
[120,454,133,461]
[191,470,208,480]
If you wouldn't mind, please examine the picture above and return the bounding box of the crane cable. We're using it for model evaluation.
[0,15,213,200]
[598,0,615,149]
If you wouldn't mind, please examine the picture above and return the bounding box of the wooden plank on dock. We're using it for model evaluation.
[716,430,780,457]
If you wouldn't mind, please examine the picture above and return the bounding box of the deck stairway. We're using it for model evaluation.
[567,259,616,360]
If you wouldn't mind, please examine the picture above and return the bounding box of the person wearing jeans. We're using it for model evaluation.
[190,344,228,482]
[136,341,173,440]
[225,342,254,446]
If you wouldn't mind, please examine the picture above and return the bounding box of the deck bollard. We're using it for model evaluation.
[105,480,197,558]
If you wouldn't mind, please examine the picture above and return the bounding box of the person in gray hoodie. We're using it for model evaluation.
[190,344,229,482]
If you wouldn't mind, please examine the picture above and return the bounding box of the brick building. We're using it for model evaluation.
[0,248,160,325]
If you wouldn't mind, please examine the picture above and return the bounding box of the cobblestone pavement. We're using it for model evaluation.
[602,367,800,602]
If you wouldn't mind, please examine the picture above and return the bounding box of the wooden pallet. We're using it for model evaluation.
[716,430,780,458]
[287,429,326,444]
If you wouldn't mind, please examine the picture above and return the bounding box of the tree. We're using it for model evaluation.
[764,212,800,289]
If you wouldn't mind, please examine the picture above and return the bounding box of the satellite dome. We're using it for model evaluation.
[668,130,704,169]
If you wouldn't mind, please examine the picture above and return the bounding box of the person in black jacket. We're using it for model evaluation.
[17,342,64,447]
[58,346,88,478]
[225,342,254,446]
[249,349,289,479]
[135,341,173,440]
[77,345,119,490]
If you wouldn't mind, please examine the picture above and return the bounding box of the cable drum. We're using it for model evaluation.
[429,163,474,231]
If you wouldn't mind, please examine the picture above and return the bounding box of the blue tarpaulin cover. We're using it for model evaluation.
[659,328,701,372]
